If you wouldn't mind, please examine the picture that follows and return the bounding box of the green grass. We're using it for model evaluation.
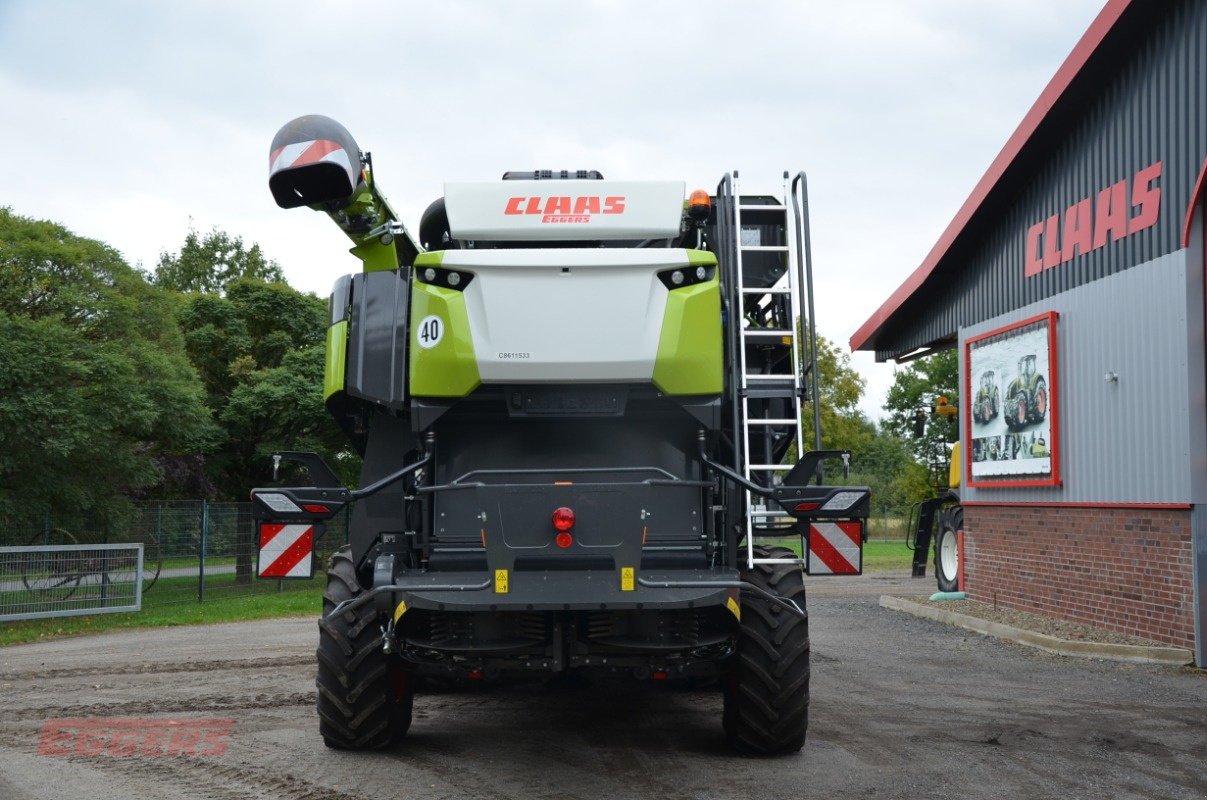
[862,540,916,571]
[1,571,324,646]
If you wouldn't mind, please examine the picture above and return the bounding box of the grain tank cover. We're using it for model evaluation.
[269,115,363,209]
[443,180,685,241]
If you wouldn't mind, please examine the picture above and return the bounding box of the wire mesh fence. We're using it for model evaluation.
[0,502,348,607]
[0,544,144,621]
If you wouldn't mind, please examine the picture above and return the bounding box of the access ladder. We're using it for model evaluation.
[714,172,822,569]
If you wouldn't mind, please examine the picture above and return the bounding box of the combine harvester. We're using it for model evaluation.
[253,115,870,754]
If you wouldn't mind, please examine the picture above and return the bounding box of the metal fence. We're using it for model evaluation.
[0,502,348,608]
[0,544,144,621]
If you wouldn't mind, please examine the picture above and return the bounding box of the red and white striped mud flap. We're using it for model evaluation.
[805,521,863,575]
[256,523,315,579]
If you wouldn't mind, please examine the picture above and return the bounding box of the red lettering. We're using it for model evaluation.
[75,729,107,757]
[524,197,542,215]
[168,728,203,756]
[38,724,74,756]
[603,196,625,214]
[544,196,572,215]
[1041,214,1062,270]
[1129,160,1162,233]
[1023,158,1165,277]
[1024,221,1045,277]
[504,197,524,215]
[1093,180,1128,249]
[141,727,169,756]
[107,729,140,757]
[1060,198,1093,262]
[573,196,601,215]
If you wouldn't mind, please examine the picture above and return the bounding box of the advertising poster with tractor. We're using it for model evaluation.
[964,312,1058,485]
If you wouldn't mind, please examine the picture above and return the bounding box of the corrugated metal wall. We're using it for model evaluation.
[875,0,1207,360]
[961,248,1205,504]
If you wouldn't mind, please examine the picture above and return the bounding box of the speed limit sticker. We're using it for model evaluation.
[416,315,444,349]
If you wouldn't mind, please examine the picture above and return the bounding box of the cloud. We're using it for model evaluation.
[0,0,1106,422]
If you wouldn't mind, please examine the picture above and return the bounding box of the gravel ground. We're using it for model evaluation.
[0,571,1203,800]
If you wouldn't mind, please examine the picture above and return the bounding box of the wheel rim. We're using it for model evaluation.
[1036,387,1047,418]
[1017,397,1027,425]
[939,529,959,583]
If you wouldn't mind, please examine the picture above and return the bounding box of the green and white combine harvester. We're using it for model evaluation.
[252,115,870,755]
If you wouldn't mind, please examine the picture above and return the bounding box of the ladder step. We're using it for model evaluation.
[745,418,799,425]
[748,464,793,470]
[742,388,800,399]
[742,329,794,336]
[740,245,789,252]
[744,374,795,381]
[739,287,793,294]
[738,204,788,212]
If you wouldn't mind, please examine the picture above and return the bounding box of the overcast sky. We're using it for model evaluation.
[0,0,1106,421]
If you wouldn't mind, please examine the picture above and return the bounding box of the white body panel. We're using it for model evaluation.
[441,249,695,382]
[444,181,686,241]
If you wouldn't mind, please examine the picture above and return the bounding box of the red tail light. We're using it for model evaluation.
[552,507,575,532]
[555,532,574,549]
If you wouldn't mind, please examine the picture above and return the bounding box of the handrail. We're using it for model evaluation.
[790,172,822,460]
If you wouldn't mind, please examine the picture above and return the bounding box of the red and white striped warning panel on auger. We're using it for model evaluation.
[806,521,863,575]
[257,523,315,579]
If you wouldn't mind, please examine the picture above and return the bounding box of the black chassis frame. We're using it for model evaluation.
[252,442,869,679]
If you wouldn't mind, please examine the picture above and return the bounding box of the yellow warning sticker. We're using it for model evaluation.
[495,569,509,594]
[393,600,409,623]
[726,596,741,621]
[620,567,635,592]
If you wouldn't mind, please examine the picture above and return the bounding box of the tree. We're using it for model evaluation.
[0,209,215,527]
[882,349,959,481]
[153,226,284,294]
[174,277,349,499]
[795,332,932,528]
[801,334,873,456]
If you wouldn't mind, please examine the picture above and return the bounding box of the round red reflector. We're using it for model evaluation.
[555,532,574,549]
[552,506,576,532]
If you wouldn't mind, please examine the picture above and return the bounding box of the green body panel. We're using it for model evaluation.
[324,320,348,400]
[653,252,722,395]
[350,238,400,272]
[409,282,480,397]
[414,251,444,268]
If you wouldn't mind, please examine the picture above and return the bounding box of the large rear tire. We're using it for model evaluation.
[316,546,413,749]
[723,545,810,755]
[934,510,962,593]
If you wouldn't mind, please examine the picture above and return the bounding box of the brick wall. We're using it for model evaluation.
[963,506,1195,650]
